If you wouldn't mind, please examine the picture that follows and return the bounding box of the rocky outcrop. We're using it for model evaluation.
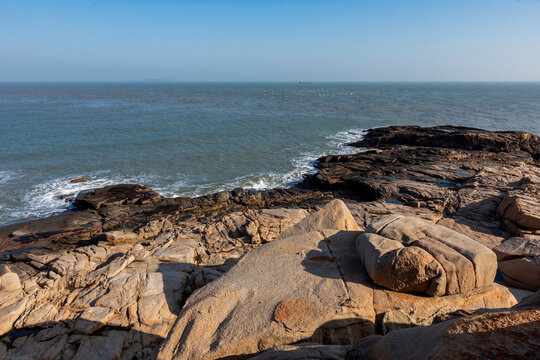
[356,308,540,359]
[157,201,517,360]
[157,200,375,360]
[1,125,539,359]
[497,174,540,236]
[255,295,540,360]
[349,125,540,157]
[356,232,446,296]
[358,215,497,296]
[494,236,540,291]
[0,207,310,359]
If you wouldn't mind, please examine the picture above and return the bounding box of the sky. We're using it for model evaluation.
[1,0,540,82]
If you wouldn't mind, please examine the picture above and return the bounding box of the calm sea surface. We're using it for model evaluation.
[1,82,539,225]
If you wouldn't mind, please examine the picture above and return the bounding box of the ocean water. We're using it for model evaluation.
[1,82,539,226]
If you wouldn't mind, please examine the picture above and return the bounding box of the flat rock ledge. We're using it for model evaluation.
[0,125,539,359]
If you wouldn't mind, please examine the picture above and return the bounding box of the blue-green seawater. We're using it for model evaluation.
[1,82,539,225]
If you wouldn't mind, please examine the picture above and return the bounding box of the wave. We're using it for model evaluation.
[169,128,367,196]
[0,128,366,226]
[0,170,21,186]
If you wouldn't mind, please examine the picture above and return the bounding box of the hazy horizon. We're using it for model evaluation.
[2,0,540,82]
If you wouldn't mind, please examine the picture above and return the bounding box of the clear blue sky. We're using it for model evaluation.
[1,0,539,81]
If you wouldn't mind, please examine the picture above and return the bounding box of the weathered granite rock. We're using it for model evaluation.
[0,201,316,358]
[497,174,540,237]
[0,264,21,291]
[494,236,540,290]
[1,125,538,358]
[253,300,540,360]
[356,233,445,296]
[279,199,362,237]
[372,284,517,326]
[358,215,497,295]
[357,308,540,359]
[0,291,27,336]
[157,200,374,360]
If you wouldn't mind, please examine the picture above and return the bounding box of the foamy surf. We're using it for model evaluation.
[0,128,366,226]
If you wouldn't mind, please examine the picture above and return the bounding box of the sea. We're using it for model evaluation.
[1,82,539,226]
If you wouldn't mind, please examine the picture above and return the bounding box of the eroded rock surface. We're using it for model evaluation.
[494,236,540,290]
[1,125,538,359]
[358,215,498,296]
[157,200,375,360]
[0,207,310,359]
[157,201,518,360]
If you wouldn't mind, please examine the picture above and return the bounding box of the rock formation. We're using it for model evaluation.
[157,201,516,360]
[358,215,497,296]
[494,236,540,291]
[0,125,538,359]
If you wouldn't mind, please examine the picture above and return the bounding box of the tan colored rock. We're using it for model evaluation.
[498,257,540,291]
[359,308,540,359]
[92,229,139,244]
[248,208,309,244]
[494,236,540,260]
[356,233,446,296]
[71,330,128,360]
[152,239,197,264]
[279,199,361,238]
[381,310,415,335]
[373,283,517,326]
[5,324,69,360]
[498,193,540,229]
[157,230,374,360]
[364,215,497,292]
[0,264,21,291]
[20,303,58,328]
[0,292,27,336]
[494,236,540,291]
[49,252,93,276]
[158,201,372,360]
[137,267,189,338]
[73,306,115,335]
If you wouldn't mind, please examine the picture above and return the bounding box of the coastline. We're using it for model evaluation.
[0,125,539,359]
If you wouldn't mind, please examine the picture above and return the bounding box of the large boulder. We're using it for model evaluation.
[498,194,540,230]
[0,265,21,292]
[356,233,445,296]
[157,200,374,360]
[497,175,540,234]
[358,215,497,296]
[493,236,540,291]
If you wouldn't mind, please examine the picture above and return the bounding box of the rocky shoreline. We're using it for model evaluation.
[0,125,539,359]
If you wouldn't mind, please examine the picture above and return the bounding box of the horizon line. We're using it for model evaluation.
[2,80,540,84]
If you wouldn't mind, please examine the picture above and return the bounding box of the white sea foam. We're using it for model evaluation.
[170,127,367,196]
[1,128,367,225]
[1,172,177,225]
[0,170,21,186]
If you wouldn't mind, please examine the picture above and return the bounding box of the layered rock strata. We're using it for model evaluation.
[357,215,497,296]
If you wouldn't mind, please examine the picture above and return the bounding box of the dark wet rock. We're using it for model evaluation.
[73,184,163,210]
[349,125,540,157]
[70,177,92,183]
